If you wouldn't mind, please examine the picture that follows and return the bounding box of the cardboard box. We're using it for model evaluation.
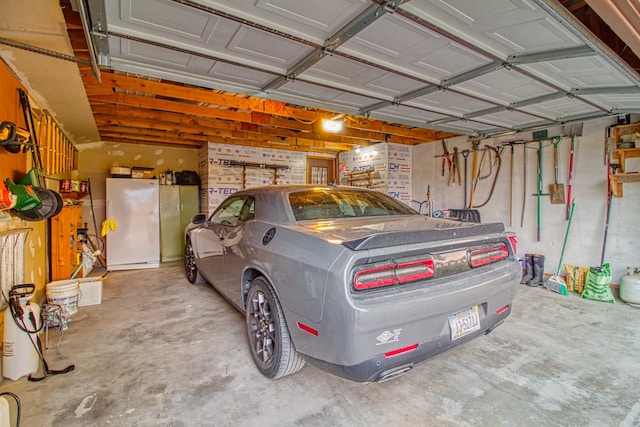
[78,277,103,306]
[131,167,154,179]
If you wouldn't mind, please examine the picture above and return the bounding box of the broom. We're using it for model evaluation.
[545,199,575,295]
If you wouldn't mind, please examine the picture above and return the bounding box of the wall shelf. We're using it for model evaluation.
[60,191,88,199]
[346,168,375,188]
[610,145,640,197]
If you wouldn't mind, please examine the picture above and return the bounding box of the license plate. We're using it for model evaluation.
[448,306,481,341]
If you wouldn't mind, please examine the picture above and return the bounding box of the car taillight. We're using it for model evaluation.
[468,243,508,268]
[396,259,434,283]
[353,264,397,290]
[507,232,517,253]
[353,258,434,290]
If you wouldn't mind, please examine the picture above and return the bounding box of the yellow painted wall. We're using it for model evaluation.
[76,142,199,236]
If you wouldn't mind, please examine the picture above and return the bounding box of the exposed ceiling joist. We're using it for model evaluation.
[3,0,638,151]
[84,70,451,151]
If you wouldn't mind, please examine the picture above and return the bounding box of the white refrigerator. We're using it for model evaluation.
[106,178,160,270]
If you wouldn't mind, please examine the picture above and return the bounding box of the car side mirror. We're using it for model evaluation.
[191,213,207,225]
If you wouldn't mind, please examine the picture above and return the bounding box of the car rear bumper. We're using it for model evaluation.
[289,259,520,382]
[303,305,510,383]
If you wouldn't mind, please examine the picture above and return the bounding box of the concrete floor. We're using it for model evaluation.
[1,261,639,426]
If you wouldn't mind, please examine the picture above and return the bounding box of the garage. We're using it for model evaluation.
[0,0,639,425]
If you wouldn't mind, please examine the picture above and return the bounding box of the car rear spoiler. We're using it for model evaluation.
[341,222,506,251]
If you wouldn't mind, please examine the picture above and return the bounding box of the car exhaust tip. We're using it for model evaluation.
[377,365,413,383]
[484,320,505,335]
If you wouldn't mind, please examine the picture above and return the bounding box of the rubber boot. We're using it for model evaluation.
[520,253,534,284]
[528,254,545,287]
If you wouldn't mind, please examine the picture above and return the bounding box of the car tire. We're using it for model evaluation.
[184,238,205,284]
[245,277,305,379]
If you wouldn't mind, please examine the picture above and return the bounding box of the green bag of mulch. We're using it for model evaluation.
[581,263,615,304]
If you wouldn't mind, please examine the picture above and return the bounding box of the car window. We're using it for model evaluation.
[210,196,246,226]
[289,189,416,221]
[210,196,255,226]
[238,197,255,222]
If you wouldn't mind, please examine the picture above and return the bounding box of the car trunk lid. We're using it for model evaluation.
[296,215,504,251]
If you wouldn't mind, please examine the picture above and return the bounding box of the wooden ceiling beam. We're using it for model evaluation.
[100,133,203,148]
[88,93,317,132]
[91,97,392,146]
[83,72,318,121]
[345,118,453,141]
[99,125,209,142]
[90,104,237,130]
[96,116,368,149]
[85,71,453,142]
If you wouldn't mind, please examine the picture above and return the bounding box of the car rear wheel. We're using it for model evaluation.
[245,277,304,379]
[184,238,204,284]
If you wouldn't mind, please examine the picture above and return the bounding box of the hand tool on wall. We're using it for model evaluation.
[440,139,451,178]
[566,135,576,219]
[453,147,461,185]
[600,163,617,265]
[461,150,470,208]
[565,123,582,220]
[548,136,565,204]
[469,144,493,208]
[468,141,480,208]
[471,145,502,209]
[534,140,550,241]
[521,142,527,227]
[509,143,514,227]
[449,146,460,186]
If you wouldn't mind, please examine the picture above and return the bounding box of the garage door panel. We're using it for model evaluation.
[342,14,491,82]
[485,16,582,54]
[453,69,556,104]
[477,109,548,129]
[109,37,276,89]
[442,119,501,133]
[400,0,580,58]
[374,104,450,123]
[584,94,640,112]
[273,80,379,110]
[114,0,218,42]
[520,97,602,120]
[409,91,495,116]
[110,0,313,73]
[522,56,635,89]
[88,0,640,138]
[200,0,370,44]
[301,56,424,98]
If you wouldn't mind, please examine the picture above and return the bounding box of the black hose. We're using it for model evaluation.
[0,392,21,427]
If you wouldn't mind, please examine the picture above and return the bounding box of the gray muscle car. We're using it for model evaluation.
[184,185,519,382]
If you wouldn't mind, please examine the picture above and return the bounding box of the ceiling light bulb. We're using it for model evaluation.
[322,119,343,133]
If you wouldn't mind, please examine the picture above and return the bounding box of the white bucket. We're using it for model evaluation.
[46,279,81,315]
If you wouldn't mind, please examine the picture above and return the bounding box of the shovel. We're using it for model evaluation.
[549,137,565,204]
